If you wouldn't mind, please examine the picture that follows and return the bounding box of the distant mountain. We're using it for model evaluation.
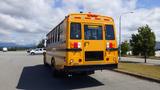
[17,44,36,48]
[155,41,160,50]
[0,42,17,48]
[0,41,36,48]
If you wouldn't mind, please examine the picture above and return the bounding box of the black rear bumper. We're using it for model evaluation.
[63,64,118,72]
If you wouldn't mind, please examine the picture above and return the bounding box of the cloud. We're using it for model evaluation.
[122,7,160,41]
[0,0,59,44]
[0,28,11,36]
[0,0,160,45]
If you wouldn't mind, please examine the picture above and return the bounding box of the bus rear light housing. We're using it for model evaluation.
[107,42,109,48]
[74,42,78,48]
[70,42,81,48]
[107,42,114,48]
[79,59,82,62]
[109,43,113,48]
[106,58,109,61]
[70,59,74,63]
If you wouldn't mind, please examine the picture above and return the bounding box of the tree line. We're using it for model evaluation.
[121,24,156,57]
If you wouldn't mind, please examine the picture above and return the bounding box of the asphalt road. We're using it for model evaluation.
[0,51,159,90]
[121,57,160,65]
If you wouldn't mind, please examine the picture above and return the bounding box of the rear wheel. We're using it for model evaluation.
[51,58,62,77]
[43,52,48,66]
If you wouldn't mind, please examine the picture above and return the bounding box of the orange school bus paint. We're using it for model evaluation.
[43,12,118,76]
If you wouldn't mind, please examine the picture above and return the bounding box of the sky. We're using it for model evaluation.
[0,0,160,45]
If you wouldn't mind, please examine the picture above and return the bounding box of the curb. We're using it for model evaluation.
[112,69,160,83]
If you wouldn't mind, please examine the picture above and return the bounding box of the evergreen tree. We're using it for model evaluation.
[121,41,130,55]
[37,39,45,48]
[130,25,156,56]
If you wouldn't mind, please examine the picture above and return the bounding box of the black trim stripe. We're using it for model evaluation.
[106,48,118,51]
[63,64,118,71]
[66,48,82,51]
[55,48,82,52]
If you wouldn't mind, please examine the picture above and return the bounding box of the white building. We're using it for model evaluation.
[155,50,160,57]
[2,47,8,52]
[126,51,132,55]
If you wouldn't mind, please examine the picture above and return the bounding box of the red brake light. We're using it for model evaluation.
[109,43,113,48]
[106,58,109,61]
[79,59,82,62]
[74,42,78,48]
[70,42,81,48]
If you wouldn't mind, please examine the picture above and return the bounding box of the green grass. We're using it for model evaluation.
[118,62,160,80]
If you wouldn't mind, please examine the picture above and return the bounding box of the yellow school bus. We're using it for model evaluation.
[43,12,118,76]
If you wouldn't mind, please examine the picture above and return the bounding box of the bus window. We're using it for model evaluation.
[105,25,115,40]
[70,23,81,39]
[52,31,55,43]
[58,26,60,42]
[51,32,53,43]
[84,25,102,40]
[55,28,57,42]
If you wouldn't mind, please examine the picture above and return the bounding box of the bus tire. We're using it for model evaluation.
[51,58,60,77]
[43,53,48,66]
[53,70,61,77]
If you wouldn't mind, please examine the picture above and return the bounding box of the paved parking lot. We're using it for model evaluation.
[0,51,159,90]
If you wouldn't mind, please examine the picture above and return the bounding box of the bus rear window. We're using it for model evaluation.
[84,25,102,40]
[70,23,81,39]
[105,25,115,40]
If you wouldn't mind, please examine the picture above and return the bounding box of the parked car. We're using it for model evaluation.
[26,49,32,53]
[29,48,46,55]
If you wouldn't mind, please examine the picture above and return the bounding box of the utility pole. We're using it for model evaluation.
[119,12,134,61]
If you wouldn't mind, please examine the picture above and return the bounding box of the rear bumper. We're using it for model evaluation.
[63,64,118,72]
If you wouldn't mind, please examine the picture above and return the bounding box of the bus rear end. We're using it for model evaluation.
[64,13,118,72]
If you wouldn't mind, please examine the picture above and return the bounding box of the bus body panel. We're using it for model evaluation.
[45,13,118,72]
[46,18,67,69]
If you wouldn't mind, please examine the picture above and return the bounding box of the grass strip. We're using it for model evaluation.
[118,62,160,80]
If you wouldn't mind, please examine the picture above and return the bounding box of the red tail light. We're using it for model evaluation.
[79,59,82,62]
[107,42,114,48]
[109,43,113,48]
[74,42,78,48]
[106,58,109,61]
[70,42,81,48]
